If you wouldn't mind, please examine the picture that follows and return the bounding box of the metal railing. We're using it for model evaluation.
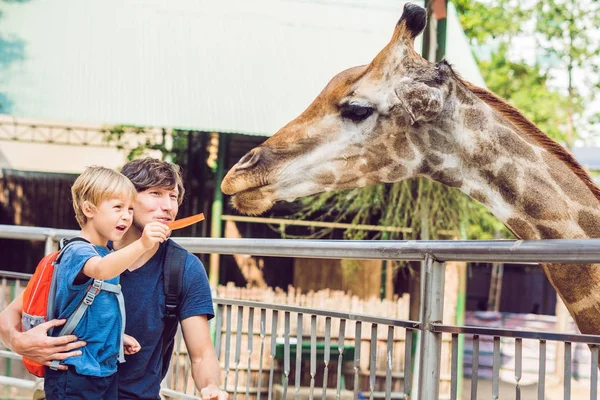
[1,224,600,400]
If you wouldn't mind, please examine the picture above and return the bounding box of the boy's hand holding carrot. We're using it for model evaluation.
[139,222,169,249]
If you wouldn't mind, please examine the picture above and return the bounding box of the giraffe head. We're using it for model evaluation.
[222,4,459,214]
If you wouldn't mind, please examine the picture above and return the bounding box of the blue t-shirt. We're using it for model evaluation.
[52,242,122,377]
[117,240,214,400]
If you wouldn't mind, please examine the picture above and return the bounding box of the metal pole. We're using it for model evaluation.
[44,235,57,255]
[417,254,445,400]
[209,133,227,288]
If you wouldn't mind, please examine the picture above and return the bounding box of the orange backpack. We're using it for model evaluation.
[21,238,97,377]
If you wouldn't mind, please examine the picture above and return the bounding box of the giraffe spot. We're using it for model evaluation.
[385,164,408,182]
[417,160,433,175]
[522,191,568,220]
[542,263,598,305]
[496,127,537,162]
[578,210,600,238]
[569,305,600,335]
[469,137,495,165]
[521,174,570,220]
[495,164,519,204]
[543,152,599,207]
[469,190,488,204]
[431,168,463,188]
[427,153,443,166]
[463,107,487,131]
[314,171,336,185]
[392,133,416,160]
[506,217,537,239]
[428,129,452,152]
[536,224,561,239]
[367,153,394,171]
[407,129,427,151]
[455,86,474,105]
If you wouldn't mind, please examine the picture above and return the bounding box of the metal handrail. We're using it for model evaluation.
[2,224,600,262]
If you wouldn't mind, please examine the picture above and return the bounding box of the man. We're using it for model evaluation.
[0,158,228,400]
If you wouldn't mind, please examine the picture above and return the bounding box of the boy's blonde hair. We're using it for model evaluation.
[71,166,137,227]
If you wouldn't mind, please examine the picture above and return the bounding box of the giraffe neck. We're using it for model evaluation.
[414,93,600,334]
[418,90,600,241]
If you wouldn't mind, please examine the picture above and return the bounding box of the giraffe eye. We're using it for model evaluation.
[340,104,374,122]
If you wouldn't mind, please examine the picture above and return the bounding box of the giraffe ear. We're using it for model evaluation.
[394,78,445,124]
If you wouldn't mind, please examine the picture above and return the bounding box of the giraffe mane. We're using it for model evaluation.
[455,78,600,203]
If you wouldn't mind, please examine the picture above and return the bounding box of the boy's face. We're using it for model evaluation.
[90,196,134,242]
[131,186,179,232]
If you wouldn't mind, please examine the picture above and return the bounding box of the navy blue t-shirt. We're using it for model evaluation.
[117,240,214,399]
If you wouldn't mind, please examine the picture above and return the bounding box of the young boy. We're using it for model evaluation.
[43,166,170,400]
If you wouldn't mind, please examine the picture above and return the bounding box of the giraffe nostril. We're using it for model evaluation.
[236,148,262,171]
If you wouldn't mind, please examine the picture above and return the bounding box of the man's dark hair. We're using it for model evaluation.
[121,157,185,205]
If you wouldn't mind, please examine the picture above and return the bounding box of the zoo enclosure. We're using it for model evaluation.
[1,224,600,400]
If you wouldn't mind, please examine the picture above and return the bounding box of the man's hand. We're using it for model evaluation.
[200,384,228,400]
[12,319,85,370]
[123,334,141,355]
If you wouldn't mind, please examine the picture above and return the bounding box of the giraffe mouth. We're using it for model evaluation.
[228,185,277,215]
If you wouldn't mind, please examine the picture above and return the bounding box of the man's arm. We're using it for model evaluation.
[0,292,85,369]
[181,315,228,400]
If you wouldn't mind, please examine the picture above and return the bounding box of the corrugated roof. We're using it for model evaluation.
[0,0,485,136]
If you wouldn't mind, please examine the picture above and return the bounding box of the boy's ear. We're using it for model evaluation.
[82,201,95,218]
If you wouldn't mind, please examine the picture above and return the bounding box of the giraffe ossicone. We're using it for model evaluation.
[221,3,600,334]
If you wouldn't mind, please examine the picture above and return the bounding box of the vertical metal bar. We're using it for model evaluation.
[538,340,546,400]
[310,315,317,400]
[267,310,279,400]
[492,336,500,400]
[322,317,332,400]
[384,326,393,400]
[354,321,362,400]
[451,333,458,400]
[515,338,522,400]
[215,304,224,360]
[234,306,244,399]
[471,335,479,400]
[258,309,267,400]
[591,345,598,400]
[295,313,303,400]
[283,311,291,400]
[173,326,183,389]
[369,324,377,400]
[224,304,233,391]
[337,319,347,400]
[403,329,412,398]
[417,255,445,400]
[44,235,56,255]
[564,342,571,400]
[246,307,255,400]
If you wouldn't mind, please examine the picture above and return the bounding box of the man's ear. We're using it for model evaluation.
[394,78,445,124]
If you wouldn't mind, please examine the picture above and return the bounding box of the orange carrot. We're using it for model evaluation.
[166,213,205,230]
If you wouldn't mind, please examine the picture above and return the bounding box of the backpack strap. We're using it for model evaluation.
[49,279,126,370]
[47,237,92,323]
[161,239,187,376]
[163,240,186,320]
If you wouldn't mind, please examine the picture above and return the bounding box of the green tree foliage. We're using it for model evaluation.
[534,0,600,146]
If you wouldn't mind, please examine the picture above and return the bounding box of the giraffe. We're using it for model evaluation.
[221,3,600,334]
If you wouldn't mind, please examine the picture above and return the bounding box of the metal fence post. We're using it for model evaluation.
[417,254,445,400]
[44,233,57,255]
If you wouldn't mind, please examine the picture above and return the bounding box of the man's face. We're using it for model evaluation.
[132,186,179,232]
